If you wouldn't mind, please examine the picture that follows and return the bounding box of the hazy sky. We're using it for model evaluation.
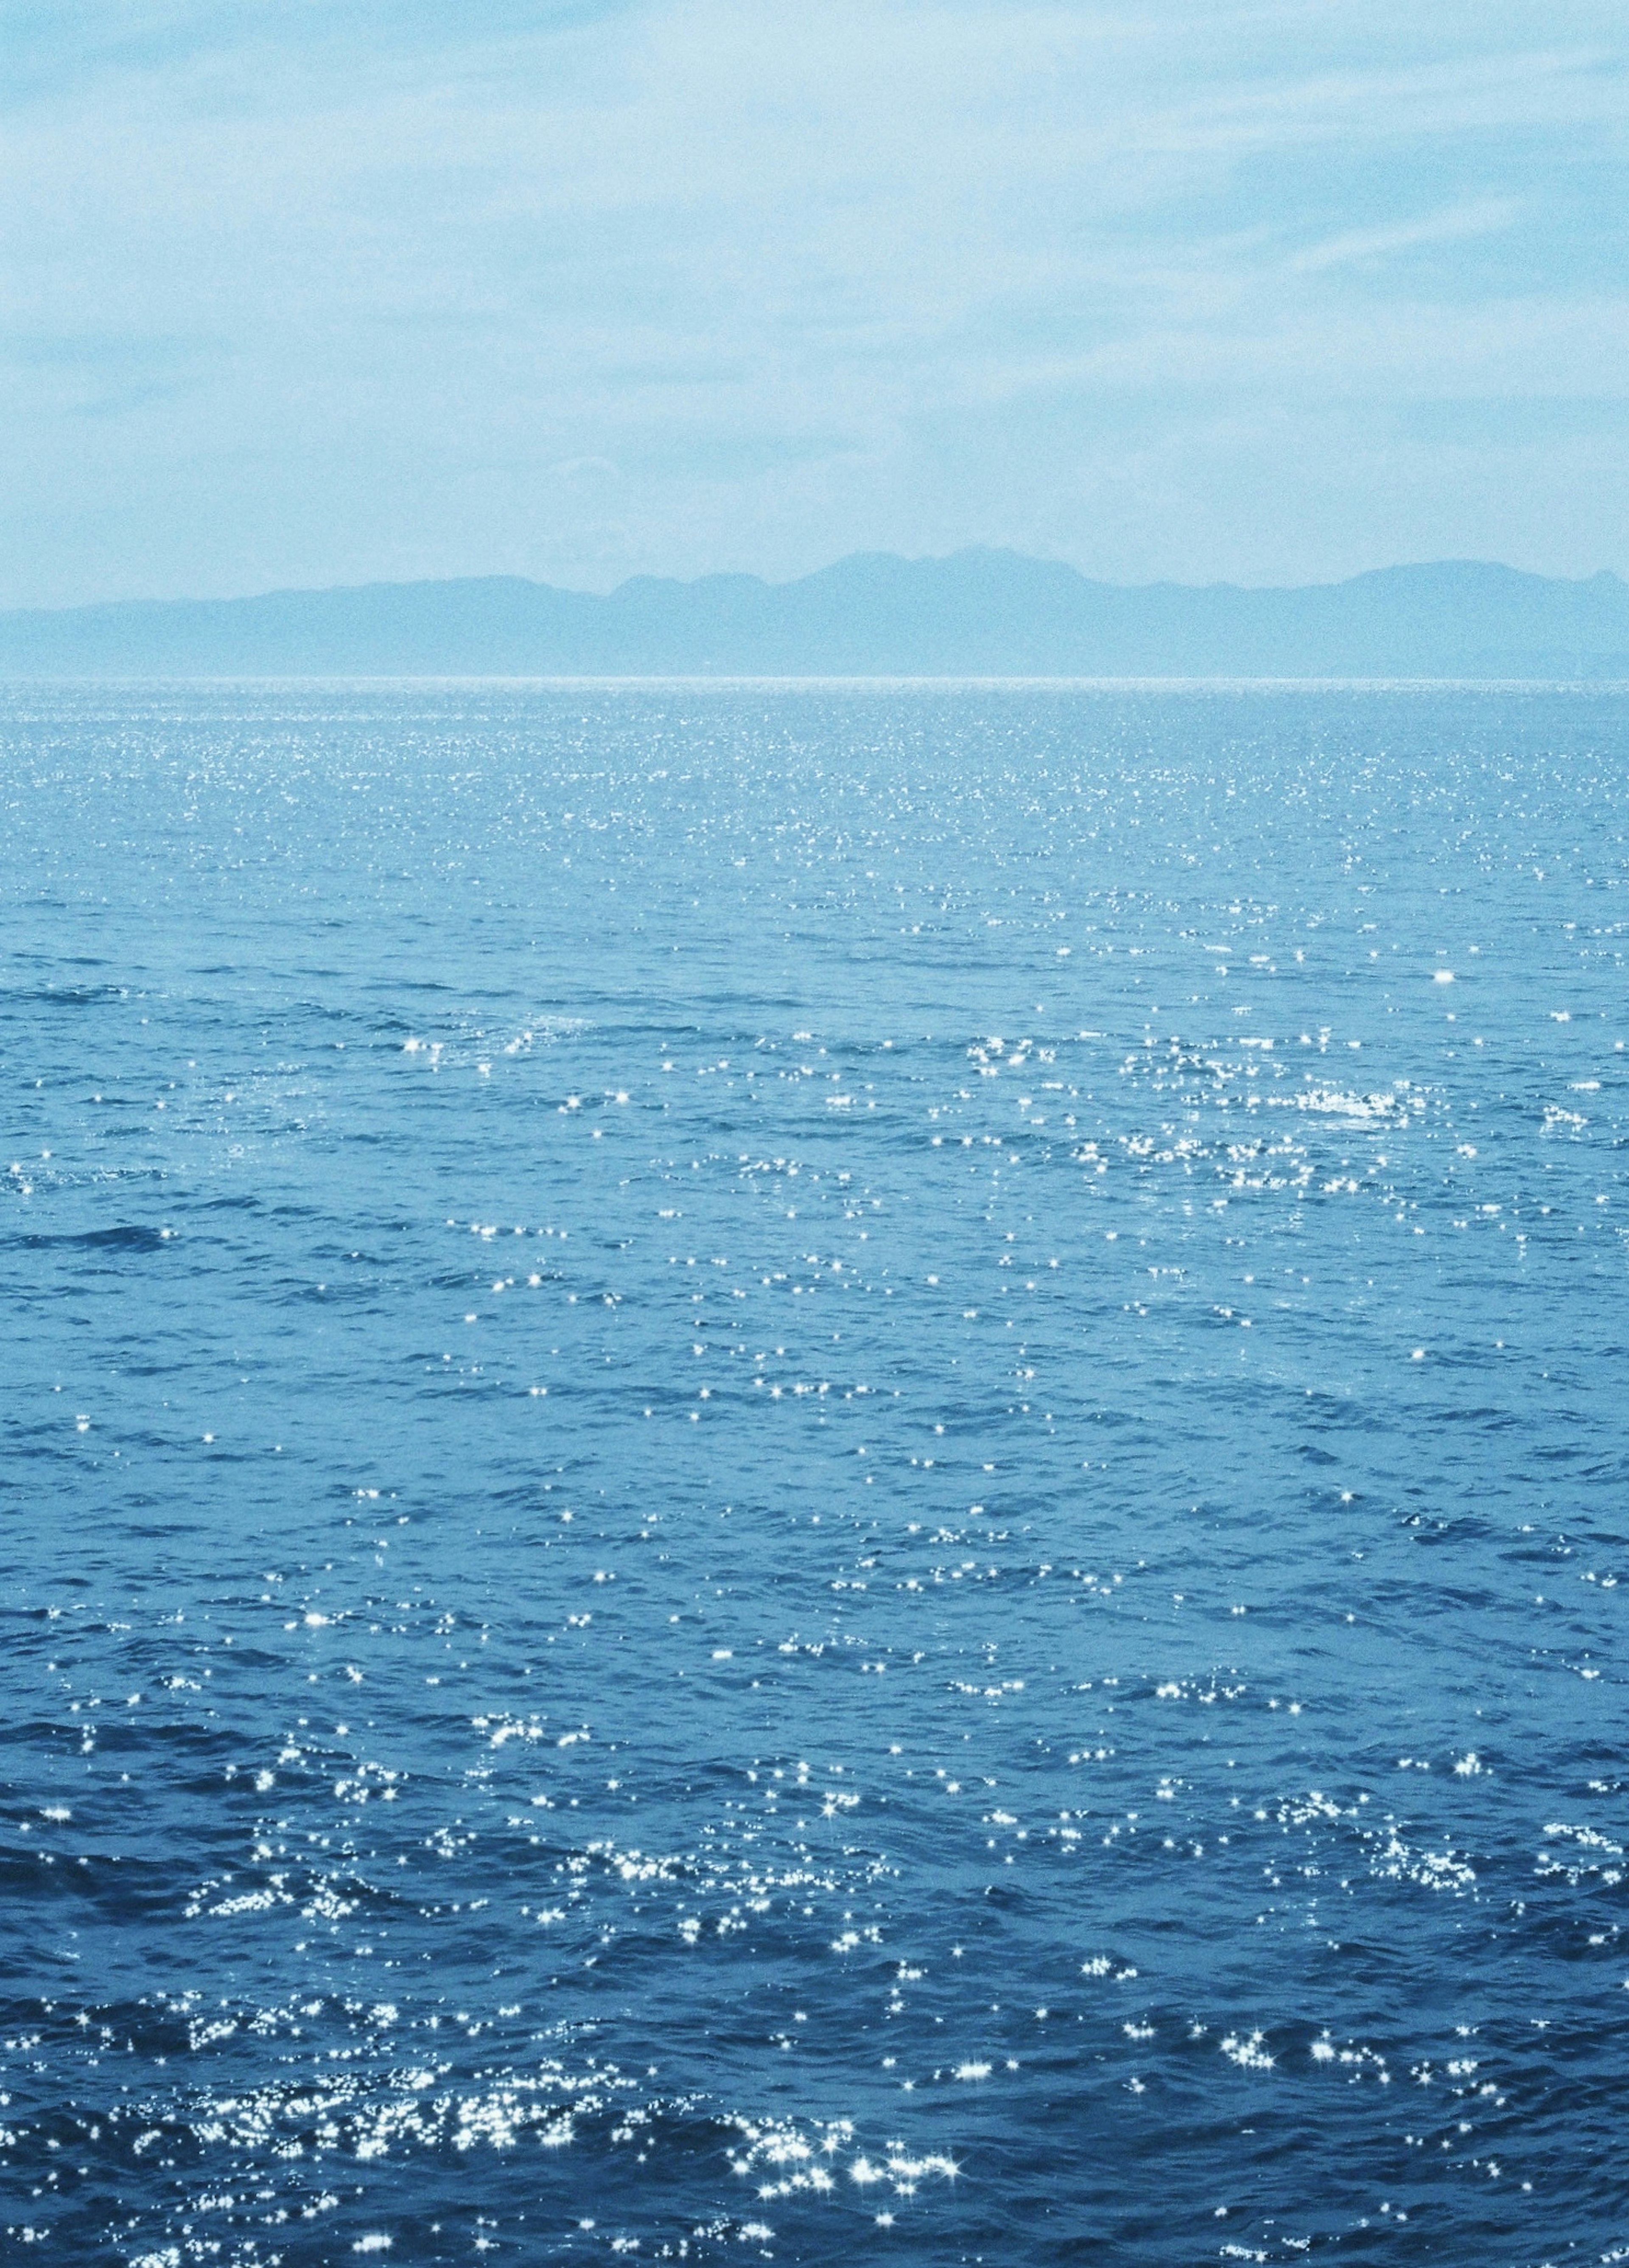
[4,0,1626,603]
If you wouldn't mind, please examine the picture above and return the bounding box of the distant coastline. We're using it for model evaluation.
[2,549,1626,680]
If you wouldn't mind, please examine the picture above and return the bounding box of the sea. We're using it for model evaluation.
[2,680,1624,2267]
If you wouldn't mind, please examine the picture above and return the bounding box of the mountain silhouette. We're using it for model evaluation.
[3,549,1626,678]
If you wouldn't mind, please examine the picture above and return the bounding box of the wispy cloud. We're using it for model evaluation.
[1291,199,1524,274]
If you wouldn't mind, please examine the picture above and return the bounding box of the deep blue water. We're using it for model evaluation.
[2,681,1626,2267]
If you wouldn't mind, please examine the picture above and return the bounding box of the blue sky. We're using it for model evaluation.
[3,0,1625,602]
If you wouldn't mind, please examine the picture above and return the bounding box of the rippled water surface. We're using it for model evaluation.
[3,681,1626,2266]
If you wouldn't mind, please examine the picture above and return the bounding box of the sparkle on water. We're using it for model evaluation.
[1,681,1625,2265]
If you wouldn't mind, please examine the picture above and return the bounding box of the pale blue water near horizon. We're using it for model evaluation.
[2,680,1625,2267]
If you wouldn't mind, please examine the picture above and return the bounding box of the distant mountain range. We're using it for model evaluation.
[3,550,1627,678]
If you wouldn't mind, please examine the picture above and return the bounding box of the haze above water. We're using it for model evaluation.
[2,681,1625,2266]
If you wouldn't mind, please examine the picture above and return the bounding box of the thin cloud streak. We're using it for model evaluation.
[1291,200,1525,274]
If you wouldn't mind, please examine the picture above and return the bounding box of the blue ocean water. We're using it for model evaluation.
[2,680,1625,2267]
